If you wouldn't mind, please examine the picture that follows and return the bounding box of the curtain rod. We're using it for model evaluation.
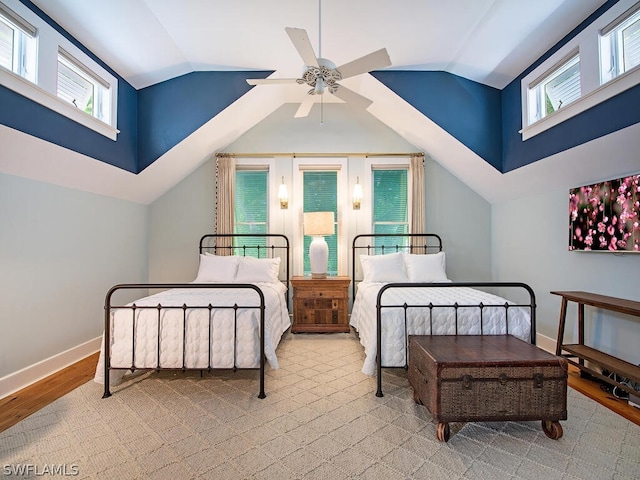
[216,152,424,158]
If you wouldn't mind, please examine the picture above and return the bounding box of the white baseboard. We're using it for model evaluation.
[0,336,101,400]
[536,332,557,354]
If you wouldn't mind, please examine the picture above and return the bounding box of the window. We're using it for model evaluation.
[372,168,408,249]
[234,169,268,253]
[0,2,36,82]
[0,0,118,139]
[520,0,640,140]
[600,6,640,84]
[527,53,581,125]
[58,49,111,124]
[303,171,338,276]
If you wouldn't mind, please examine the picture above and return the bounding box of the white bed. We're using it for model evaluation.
[351,281,533,376]
[95,234,291,399]
[350,235,536,396]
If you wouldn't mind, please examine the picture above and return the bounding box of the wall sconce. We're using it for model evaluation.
[278,176,288,209]
[353,176,363,210]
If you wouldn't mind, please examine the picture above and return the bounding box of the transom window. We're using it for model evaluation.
[58,49,111,124]
[600,6,640,84]
[0,2,36,82]
[0,0,118,139]
[527,53,581,125]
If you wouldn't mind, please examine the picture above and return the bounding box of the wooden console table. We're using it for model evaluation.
[551,291,640,397]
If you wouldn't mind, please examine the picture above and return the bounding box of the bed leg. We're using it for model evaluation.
[102,387,111,399]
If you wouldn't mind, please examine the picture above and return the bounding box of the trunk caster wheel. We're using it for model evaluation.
[542,420,563,439]
[413,389,423,405]
[436,422,450,442]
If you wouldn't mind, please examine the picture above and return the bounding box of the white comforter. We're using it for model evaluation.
[94,282,290,385]
[350,282,532,376]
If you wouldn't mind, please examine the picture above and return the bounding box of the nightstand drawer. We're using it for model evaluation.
[295,289,347,300]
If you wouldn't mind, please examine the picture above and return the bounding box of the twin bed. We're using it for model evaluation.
[350,234,536,396]
[96,232,536,399]
[95,234,291,399]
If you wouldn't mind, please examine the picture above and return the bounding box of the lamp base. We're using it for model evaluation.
[309,235,329,279]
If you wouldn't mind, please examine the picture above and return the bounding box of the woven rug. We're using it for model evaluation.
[1,332,639,479]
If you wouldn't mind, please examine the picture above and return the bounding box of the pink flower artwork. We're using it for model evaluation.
[569,175,639,252]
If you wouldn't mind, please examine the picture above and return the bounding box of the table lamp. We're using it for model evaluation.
[303,211,334,278]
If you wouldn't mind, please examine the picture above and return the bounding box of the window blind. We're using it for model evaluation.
[234,170,268,254]
[373,169,408,250]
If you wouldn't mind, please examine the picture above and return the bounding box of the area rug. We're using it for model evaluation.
[1,332,639,479]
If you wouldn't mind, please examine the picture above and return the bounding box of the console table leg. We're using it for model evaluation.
[556,298,568,356]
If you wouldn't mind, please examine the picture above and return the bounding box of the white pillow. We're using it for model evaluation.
[403,251,449,282]
[193,254,238,283]
[235,256,281,283]
[360,252,408,283]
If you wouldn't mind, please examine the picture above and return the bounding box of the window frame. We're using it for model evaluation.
[371,166,410,238]
[520,0,640,141]
[293,157,348,276]
[527,51,581,125]
[0,1,36,82]
[233,157,278,237]
[600,4,640,84]
[0,0,119,140]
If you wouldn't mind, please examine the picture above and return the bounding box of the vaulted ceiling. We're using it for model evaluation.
[32,0,605,91]
[13,0,635,207]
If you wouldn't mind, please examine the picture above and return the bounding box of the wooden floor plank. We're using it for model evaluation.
[0,352,99,433]
[0,352,638,433]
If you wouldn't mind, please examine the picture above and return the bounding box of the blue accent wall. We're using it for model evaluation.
[3,0,638,176]
[137,71,270,171]
[0,1,271,174]
[371,71,503,171]
[500,0,640,173]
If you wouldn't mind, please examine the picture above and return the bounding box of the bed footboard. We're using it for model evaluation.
[103,283,267,399]
[375,282,537,397]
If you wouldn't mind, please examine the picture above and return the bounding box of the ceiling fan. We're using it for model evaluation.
[246,1,391,119]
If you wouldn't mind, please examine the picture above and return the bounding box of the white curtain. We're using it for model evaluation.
[215,154,235,255]
[410,154,426,253]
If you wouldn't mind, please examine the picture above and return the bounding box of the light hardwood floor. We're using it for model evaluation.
[1,352,639,434]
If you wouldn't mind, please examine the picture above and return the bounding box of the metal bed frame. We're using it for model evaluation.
[102,233,289,399]
[351,234,537,397]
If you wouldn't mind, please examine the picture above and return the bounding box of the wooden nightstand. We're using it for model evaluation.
[290,276,351,333]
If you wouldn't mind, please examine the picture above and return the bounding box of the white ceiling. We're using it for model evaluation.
[31,0,606,90]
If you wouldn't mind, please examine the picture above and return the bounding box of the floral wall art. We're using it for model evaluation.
[569,174,640,252]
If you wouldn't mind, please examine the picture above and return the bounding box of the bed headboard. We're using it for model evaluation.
[199,233,291,303]
[351,233,443,300]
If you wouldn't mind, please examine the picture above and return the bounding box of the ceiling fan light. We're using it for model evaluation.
[314,77,325,95]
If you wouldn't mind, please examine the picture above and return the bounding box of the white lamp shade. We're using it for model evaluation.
[303,212,334,236]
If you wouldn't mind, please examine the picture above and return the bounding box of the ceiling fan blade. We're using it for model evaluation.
[294,96,315,118]
[246,78,299,85]
[336,48,391,80]
[285,27,319,67]
[331,85,373,110]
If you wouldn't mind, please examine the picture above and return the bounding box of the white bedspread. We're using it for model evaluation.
[94,282,290,385]
[350,282,532,376]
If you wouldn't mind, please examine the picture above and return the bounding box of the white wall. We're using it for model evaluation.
[148,159,216,283]
[0,173,149,382]
[147,103,494,297]
[492,185,640,364]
